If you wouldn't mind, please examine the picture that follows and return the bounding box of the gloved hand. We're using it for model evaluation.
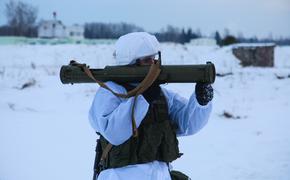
[195,83,213,106]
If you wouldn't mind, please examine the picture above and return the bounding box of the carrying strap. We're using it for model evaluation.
[99,143,113,166]
[70,60,161,98]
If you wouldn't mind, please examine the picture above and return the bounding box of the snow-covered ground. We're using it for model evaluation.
[0,43,289,180]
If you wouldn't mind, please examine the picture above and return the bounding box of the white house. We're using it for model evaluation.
[38,20,66,38]
[65,24,84,40]
[38,13,84,39]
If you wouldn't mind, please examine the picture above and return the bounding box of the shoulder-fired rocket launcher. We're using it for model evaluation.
[60,61,216,84]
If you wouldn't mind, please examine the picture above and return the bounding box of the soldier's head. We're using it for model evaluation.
[114,32,160,66]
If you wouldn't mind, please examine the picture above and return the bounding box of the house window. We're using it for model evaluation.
[70,32,74,36]
[52,23,56,28]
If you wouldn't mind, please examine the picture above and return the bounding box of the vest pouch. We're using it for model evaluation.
[170,170,191,180]
[105,137,139,168]
[138,121,164,160]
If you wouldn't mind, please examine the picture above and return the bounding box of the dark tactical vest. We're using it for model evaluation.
[99,84,181,169]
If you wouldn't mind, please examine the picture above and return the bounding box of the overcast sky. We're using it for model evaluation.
[0,0,290,38]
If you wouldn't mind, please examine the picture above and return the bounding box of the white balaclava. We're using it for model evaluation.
[114,32,161,65]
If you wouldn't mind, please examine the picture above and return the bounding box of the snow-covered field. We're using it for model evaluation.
[0,43,290,180]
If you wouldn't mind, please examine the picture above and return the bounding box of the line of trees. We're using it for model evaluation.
[154,26,201,43]
[84,22,144,39]
[84,23,202,43]
[214,31,290,46]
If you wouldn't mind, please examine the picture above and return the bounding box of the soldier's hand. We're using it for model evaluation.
[195,83,213,106]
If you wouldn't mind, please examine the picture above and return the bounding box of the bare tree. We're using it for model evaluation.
[5,0,38,36]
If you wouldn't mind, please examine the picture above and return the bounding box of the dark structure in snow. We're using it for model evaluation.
[232,43,275,67]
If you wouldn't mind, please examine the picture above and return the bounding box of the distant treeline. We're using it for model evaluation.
[1,0,290,46]
[84,22,143,39]
[85,24,290,46]
[0,25,37,37]
[84,23,202,44]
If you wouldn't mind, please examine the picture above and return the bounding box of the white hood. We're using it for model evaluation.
[114,32,161,65]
